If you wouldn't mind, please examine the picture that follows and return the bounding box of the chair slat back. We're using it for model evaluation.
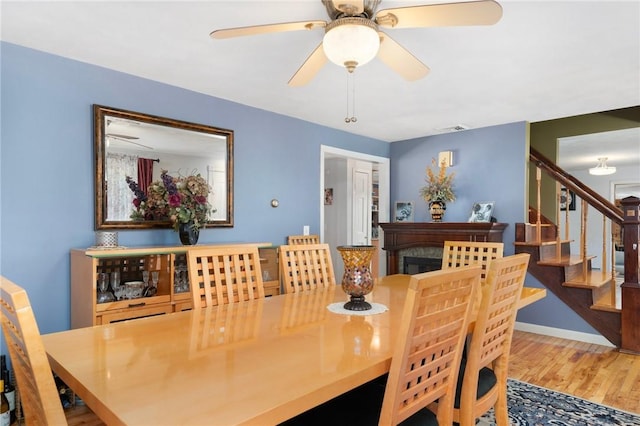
[287,235,320,245]
[442,241,504,316]
[0,276,68,426]
[187,246,265,308]
[279,244,336,294]
[380,265,481,426]
[441,241,504,282]
[469,253,530,369]
[456,253,531,425]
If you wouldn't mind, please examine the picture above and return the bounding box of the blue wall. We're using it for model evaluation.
[1,42,595,340]
[0,42,388,334]
[390,123,597,335]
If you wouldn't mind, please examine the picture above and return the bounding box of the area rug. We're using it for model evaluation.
[477,379,640,426]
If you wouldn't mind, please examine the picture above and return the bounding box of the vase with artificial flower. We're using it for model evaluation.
[419,158,455,222]
[127,170,212,244]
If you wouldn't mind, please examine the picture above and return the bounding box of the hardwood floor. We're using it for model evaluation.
[509,330,640,414]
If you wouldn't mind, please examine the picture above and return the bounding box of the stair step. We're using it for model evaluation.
[515,222,557,243]
[563,270,613,289]
[591,300,621,313]
[514,239,572,247]
[537,255,594,267]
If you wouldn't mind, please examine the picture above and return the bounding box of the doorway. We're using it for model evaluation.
[320,145,390,280]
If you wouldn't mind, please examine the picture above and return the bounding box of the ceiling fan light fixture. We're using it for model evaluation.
[323,17,380,71]
[589,157,617,176]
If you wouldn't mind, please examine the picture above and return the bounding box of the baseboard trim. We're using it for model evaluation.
[514,322,615,347]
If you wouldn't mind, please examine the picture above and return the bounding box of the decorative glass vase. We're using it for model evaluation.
[429,200,446,222]
[337,245,376,311]
[178,221,199,245]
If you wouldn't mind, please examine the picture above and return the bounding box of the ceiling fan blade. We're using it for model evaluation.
[288,43,328,87]
[210,21,326,39]
[377,32,430,81]
[108,136,154,150]
[106,133,139,140]
[375,0,502,29]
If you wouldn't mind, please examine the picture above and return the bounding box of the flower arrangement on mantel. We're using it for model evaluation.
[126,170,212,232]
[419,158,456,203]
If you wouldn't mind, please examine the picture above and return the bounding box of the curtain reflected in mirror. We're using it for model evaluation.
[107,153,137,221]
[95,105,234,230]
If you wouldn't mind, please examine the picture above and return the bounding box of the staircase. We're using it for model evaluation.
[513,148,639,352]
[514,221,622,347]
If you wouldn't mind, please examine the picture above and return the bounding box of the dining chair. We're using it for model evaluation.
[441,241,504,281]
[279,265,481,426]
[287,234,320,245]
[442,240,503,314]
[279,243,336,294]
[0,276,104,426]
[445,253,531,426]
[187,245,265,308]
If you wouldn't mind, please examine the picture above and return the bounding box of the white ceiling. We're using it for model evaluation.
[2,0,639,145]
[558,127,640,172]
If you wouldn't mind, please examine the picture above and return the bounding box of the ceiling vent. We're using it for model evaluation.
[438,124,470,133]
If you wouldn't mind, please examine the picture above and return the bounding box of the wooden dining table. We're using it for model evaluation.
[42,275,545,426]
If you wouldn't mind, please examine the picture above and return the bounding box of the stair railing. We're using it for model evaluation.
[531,148,640,353]
[532,148,620,285]
[530,148,623,222]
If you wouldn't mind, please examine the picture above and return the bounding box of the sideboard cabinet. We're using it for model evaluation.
[70,243,275,329]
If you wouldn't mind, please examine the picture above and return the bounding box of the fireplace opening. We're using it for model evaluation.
[403,256,442,274]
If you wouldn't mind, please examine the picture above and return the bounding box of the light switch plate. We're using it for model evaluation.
[303,226,310,235]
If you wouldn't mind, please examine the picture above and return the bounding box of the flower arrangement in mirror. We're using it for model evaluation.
[419,157,456,203]
[126,170,213,232]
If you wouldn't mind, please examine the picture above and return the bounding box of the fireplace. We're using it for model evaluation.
[403,256,442,274]
[379,222,507,275]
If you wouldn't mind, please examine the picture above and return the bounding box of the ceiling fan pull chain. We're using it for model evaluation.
[345,70,357,123]
[351,71,357,123]
[345,71,350,123]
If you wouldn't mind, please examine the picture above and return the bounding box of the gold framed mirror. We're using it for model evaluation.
[94,105,233,230]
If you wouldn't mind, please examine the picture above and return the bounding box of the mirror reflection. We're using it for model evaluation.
[95,105,234,230]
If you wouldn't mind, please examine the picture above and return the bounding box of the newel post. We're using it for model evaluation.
[620,196,640,354]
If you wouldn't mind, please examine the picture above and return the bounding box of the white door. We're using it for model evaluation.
[352,162,372,245]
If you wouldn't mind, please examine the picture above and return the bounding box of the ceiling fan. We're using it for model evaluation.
[211,0,502,86]
[106,120,154,150]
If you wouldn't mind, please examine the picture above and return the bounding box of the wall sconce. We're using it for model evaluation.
[438,151,454,167]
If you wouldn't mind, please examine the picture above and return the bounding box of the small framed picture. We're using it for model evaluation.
[394,201,414,222]
[468,201,494,223]
[324,188,333,205]
[560,188,576,211]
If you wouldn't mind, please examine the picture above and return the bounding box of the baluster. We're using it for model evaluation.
[601,215,608,279]
[609,218,617,307]
[536,167,542,243]
[556,182,561,261]
[581,199,588,279]
[565,190,570,240]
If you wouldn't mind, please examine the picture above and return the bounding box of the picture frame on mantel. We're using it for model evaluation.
[394,201,414,222]
[468,201,494,223]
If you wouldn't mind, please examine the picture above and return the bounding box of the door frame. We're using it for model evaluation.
[320,145,390,276]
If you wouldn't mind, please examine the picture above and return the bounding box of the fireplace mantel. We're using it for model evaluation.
[379,222,508,274]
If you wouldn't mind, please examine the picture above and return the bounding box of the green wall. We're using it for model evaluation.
[529,106,640,220]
